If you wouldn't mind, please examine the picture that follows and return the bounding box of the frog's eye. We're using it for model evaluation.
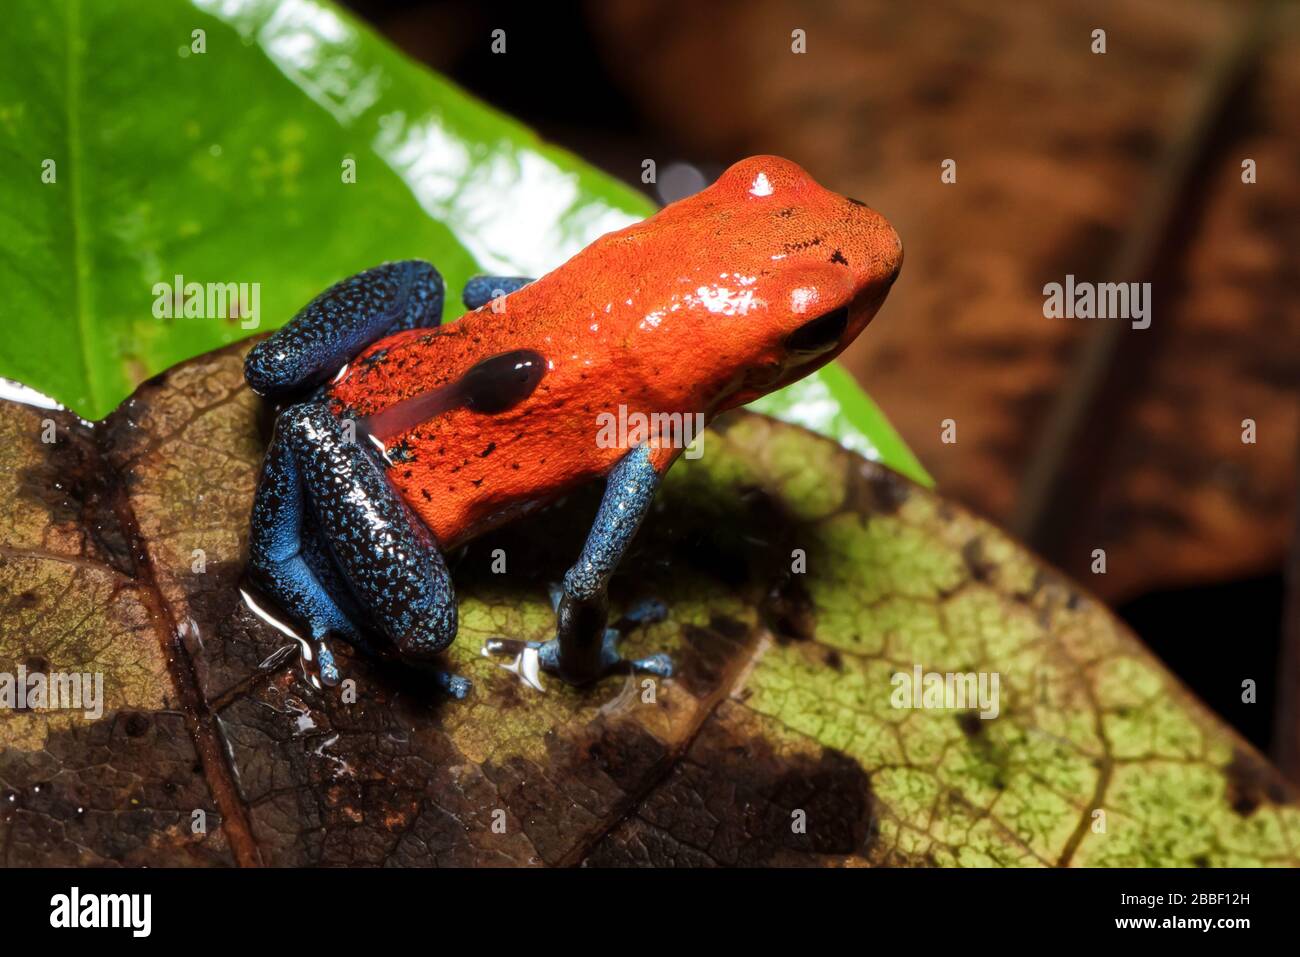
[785,306,848,355]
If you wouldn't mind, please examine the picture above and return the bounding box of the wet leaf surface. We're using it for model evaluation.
[1,343,1296,866]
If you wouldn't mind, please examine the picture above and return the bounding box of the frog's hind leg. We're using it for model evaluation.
[462,275,534,311]
[247,408,360,687]
[530,444,675,686]
[244,260,445,399]
[248,401,469,697]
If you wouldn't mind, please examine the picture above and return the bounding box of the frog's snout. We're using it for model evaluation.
[885,235,904,286]
[840,193,902,292]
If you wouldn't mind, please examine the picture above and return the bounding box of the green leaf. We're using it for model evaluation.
[750,360,931,485]
[0,0,925,483]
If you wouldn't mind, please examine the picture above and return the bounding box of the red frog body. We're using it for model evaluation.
[326,155,902,550]
[244,155,901,690]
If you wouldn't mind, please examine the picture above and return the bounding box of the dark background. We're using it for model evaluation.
[343,0,1299,772]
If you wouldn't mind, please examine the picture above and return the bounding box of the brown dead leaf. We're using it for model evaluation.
[0,341,1296,866]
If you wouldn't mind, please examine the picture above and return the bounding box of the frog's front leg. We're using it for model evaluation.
[249,402,469,696]
[245,260,465,692]
[245,260,445,399]
[536,444,674,685]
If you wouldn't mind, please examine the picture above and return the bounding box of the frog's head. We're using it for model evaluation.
[639,155,902,410]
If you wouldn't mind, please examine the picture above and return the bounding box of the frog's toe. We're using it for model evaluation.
[316,641,342,687]
[597,627,674,679]
[535,638,562,674]
[616,597,669,628]
[395,627,471,698]
[434,670,473,699]
[529,627,674,684]
[486,633,673,686]
[626,652,674,679]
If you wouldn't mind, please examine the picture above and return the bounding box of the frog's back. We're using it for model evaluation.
[325,266,666,550]
[324,154,901,548]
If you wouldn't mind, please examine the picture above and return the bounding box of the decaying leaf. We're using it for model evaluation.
[0,343,1296,866]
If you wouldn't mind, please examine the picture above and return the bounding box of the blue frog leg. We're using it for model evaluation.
[247,414,358,687]
[248,402,468,698]
[535,443,674,685]
[245,260,445,399]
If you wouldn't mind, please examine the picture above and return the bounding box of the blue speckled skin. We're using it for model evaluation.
[245,261,444,398]
[538,444,673,683]
[246,263,674,692]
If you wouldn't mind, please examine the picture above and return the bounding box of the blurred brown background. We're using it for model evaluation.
[345,0,1299,770]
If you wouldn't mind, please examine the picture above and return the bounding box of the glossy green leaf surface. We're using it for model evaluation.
[0,0,927,483]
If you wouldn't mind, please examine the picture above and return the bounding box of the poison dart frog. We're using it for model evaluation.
[243,155,902,695]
